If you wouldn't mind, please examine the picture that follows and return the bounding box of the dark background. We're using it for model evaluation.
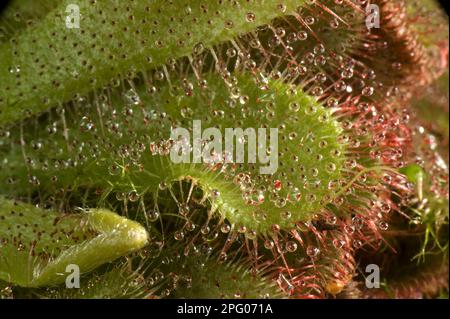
[438,0,448,15]
[0,1,10,15]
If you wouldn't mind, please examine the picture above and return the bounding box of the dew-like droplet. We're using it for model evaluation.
[184,221,195,232]
[353,240,362,248]
[193,42,204,55]
[115,191,126,201]
[297,30,307,41]
[277,3,286,12]
[224,20,234,29]
[344,225,355,234]
[174,230,185,241]
[201,225,210,235]
[306,245,320,258]
[381,203,391,214]
[362,86,374,97]
[124,89,141,105]
[178,204,190,217]
[28,175,40,186]
[128,190,139,202]
[289,102,300,112]
[264,240,274,250]
[109,164,121,175]
[219,252,228,262]
[8,65,20,73]
[305,16,315,25]
[209,189,221,201]
[154,70,164,81]
[281,211,292,220]
[352,216,364,230]
[245,229,257,240]
[237,225,247,234]
[220,223,231,233]
[273,180,282,191]
[286,241,298,252]
[245,12,256,22]
[226,48,237,58]
[378,221,389,231]
[158,182,168,190]
[333,239,346,249]
[180,107,193,118]
[274,198,287,208]
[147,210,160,222]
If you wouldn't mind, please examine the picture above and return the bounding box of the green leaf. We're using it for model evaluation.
[0,0,307,127]
[0,198,149,287]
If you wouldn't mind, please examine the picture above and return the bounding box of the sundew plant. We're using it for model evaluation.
[0,0,448,299]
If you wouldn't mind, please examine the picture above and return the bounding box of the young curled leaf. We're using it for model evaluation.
[0,198,149,287]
